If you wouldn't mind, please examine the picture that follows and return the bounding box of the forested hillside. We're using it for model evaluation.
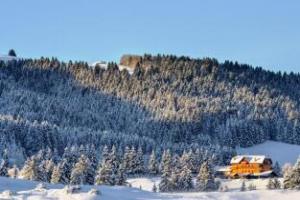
[0,54,299,163]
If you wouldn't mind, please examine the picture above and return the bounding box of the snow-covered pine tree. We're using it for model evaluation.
[8,165,18,179]
[44,159,55,182]
[267,178,281,190]
[20,156,39,181]
[248,183,256,191]
[51,164,62,184]
[52,148,60,164]
[58,159,71,184]
[95,160,113,185]
[44,147,53,161]
[0,149,9,177]
[70,154,91,185]
[36,153,55,182]
[273,178,281,189]
[108,145,119,185]
[195,148,203,169]
[283,157,300,189]
[101,145,110,164]
[115,163,127,185]
[196,161,218,192]
[69,145,80,165]
[152,183,157,192]
[240,181,246,192]
[129,146,137,174]
[79,144,87,156]
[179,165,193,191]
[86,144,98,177]
[61,146,77,182]
[159,149,172,192]
[136,146,145,174]
[180,151,192,171]
[85,158,96,185]
[188,149,197,173]
[273,161,282,177]
[148,150,159,175]
[169,154,181,191]
[122,146,131,174]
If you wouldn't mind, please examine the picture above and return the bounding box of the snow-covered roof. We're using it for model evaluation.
[215,166,230,172]
[230,155,268,164]
[230,156,245,164]
[249,155,266,164]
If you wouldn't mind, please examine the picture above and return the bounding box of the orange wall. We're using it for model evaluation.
[230,163,270,176]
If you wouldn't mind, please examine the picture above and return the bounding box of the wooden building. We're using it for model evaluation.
[223,155,274,178]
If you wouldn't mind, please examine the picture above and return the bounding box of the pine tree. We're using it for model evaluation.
[196,161,218,192]
[51,164,62,184]
[248,183,256,191]
[86,145,98,178]
[273,178,281,189]
[85,159,96,185]
[170,154,181,191]
[273,161,282,176]
[58,159,71,184]
[136,146,145,174]
[95,160,113,185]
[50,154,68,184]
[170,170,180,191]
[8,49,17,57]
[115,163,127,185]
[122,146,131,174]
[283,157,300,189]
[101,145,110,164]
[267,178,281,190]
[45,159,55,182]
[108,145,119,185]
[240,181,246,192]
[159,150,172,192]
[129,146,137,174]
[21,156,39,181]
[188,149,197,173]
[0,149,9,177]
[70,154,91,185]
[37,160,48,182]
[179,165,193,191]
[152,183,157,192]
[148,150,159,175]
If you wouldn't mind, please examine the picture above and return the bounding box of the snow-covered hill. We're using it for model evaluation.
[0,55,20,62]
[238,140,300,166]
[90,61,134,74]
[1,176,300,200]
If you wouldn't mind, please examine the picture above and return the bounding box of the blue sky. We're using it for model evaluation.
[1,0,299,73]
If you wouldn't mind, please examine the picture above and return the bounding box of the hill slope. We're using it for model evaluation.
[238,140,300,166]
[0,54,299,161]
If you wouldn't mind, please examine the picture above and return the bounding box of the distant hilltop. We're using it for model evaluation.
[120,54,142,69]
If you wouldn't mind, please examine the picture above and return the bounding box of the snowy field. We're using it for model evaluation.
[0,140,299,199]
[238,140,300,166]
[1,176,300,200]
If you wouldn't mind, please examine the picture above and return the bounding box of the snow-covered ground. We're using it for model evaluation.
[1,176,300,200]
[238,140,300,166]
[128,176,277,192]
[0,177,157,200]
